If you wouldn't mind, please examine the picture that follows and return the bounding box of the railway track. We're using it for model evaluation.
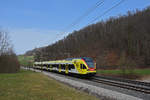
[91,75,150,94]
[25,67,150,94]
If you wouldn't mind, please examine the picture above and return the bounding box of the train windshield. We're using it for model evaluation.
[82,57,95,68]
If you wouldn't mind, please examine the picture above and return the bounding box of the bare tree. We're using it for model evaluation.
[0,29,20,73]
[0,31,11,55]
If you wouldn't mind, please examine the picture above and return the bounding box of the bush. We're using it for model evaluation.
[0,54,20,73]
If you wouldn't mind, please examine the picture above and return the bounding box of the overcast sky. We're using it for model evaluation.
[0,0,150,54]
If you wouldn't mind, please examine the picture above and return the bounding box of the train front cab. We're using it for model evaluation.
[74,57,96,76]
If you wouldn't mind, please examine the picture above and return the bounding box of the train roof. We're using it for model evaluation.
[65,57,93,61]
[34,60,73,64]
[34,57,93,65]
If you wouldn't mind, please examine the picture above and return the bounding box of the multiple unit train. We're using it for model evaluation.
[33,57,96,76]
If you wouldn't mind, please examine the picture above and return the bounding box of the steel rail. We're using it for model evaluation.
[95,75,150,87]
[91,76,150,94]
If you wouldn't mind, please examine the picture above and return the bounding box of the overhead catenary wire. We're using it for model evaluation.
[64,0,105,31]
[53,0,105,42]
[88,0,125,25]
[53,0,125,43]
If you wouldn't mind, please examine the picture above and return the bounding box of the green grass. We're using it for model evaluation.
[0,70,99,100]
[18,55,34,66]
[97,68,150,75]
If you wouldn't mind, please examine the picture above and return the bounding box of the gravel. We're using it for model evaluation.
[23,67,146,100]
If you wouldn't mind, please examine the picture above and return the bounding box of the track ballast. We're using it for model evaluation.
[91,75,150,94]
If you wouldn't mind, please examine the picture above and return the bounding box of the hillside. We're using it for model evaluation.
[18,55,34,66]
[26,7,150,69]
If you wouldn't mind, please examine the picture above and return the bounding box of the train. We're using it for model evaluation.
[33,57,96,76]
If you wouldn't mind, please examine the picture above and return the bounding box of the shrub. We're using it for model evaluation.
[0,54,20,73]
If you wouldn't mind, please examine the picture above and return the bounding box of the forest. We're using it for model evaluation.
[26,7,150,69]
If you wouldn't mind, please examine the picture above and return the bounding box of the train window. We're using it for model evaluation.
[61,64,65,69]
[68,65,71,70]
[52,64,55,68]
[68,64,75,70]
[71,64,75,69]
[82,64,86,69]
[48,64,50,68]
[80,64,82,69]
[43,64,47,67]
[55,64,57,68]
[63,65,65,69]
[55,64,58,68]
[56,64,59,68]
[80,64,86,69]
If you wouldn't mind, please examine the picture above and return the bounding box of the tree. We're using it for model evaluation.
[0,29,20,73]
[0,31,10,55]
[27,7,150,68]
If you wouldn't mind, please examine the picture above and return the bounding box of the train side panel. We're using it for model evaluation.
[33,57,96,76]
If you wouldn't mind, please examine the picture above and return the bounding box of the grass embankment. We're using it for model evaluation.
[18,55,34,66]
[0,70,98,100]
[97,69,150,76]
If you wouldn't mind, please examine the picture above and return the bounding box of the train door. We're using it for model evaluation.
[74,60,83,74]
[65,64,69,74]
[76,63,81,74]
[59,64,61,72]
[50,64,52,71]
[46,64,48,70]
[80,64,87,74]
